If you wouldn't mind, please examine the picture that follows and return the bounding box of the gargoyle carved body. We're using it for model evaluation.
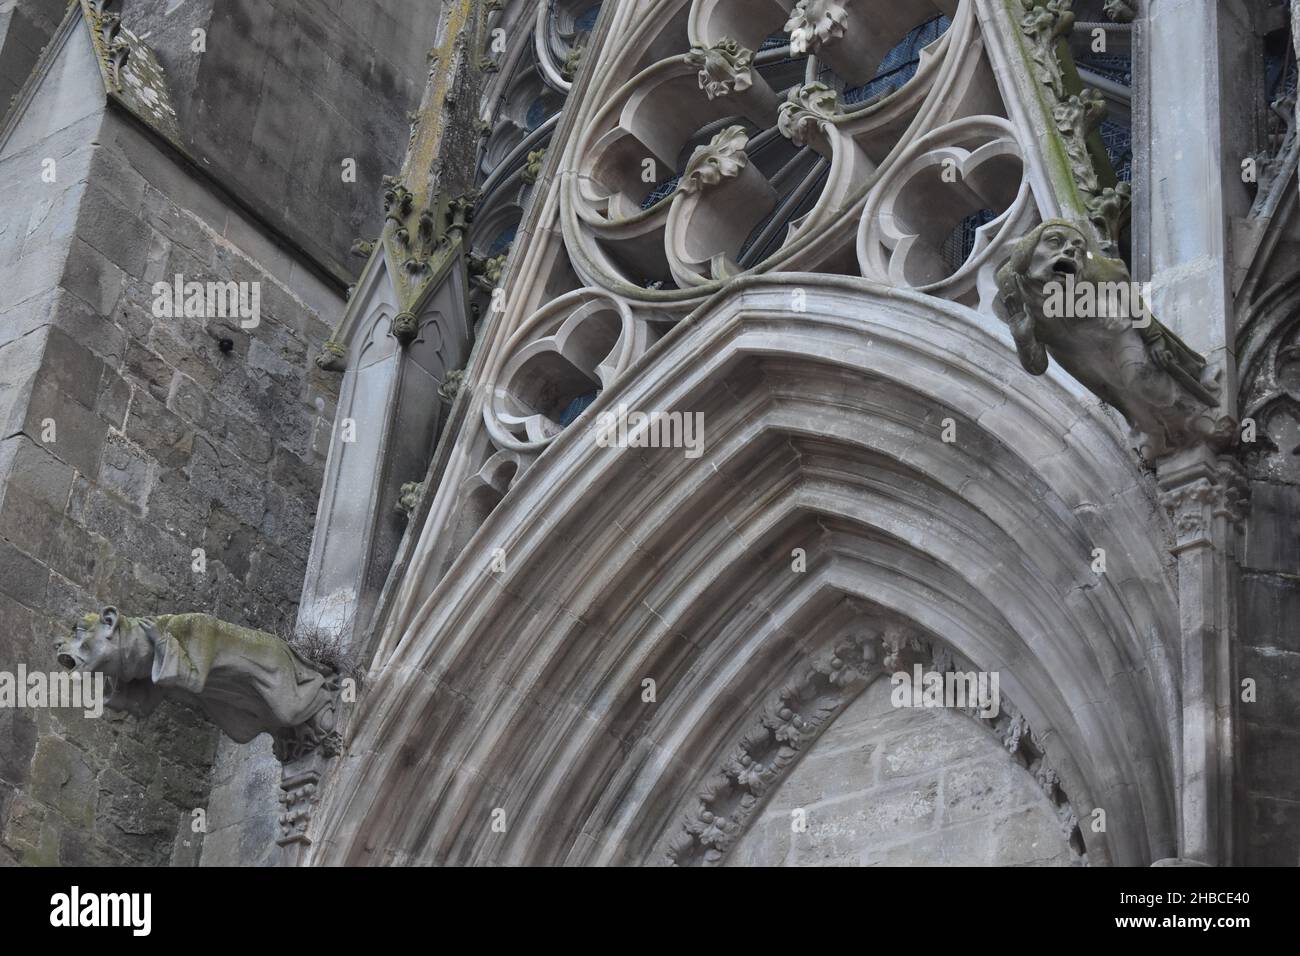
[56,608,341,762]
[995,220,1234,460]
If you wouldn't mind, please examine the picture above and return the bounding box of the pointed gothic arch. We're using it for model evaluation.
[305,277,1180,865]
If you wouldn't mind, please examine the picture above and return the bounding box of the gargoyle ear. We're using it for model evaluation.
[100,606,119,628]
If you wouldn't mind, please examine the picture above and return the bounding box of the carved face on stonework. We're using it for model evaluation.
[1027,223,1089,288]
[55,607,132,680]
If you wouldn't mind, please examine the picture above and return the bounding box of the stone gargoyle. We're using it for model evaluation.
[994,219,1235,460]
[55,607,341,762]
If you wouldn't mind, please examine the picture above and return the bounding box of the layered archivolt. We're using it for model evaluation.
[308,280,1180,866]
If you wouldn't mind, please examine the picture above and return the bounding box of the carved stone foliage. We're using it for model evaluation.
[55,608,342,762]
[667,628,1087,866]
[1013,0,1129,250]
[1158,457,1249,553]
[995,220,1235,460]
[685,38,755,100]
[382,177,477,293]
[785,0,850,55]
[565,0,1051,309]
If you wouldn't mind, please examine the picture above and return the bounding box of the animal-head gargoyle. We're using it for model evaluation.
[55,608,342,763]
[995,219,1235,461]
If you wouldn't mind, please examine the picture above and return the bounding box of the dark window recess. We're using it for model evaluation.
[575,4,601,33]
[941,208,997,272]
[526,97,550,132]
[1075,54,1132,87]
[641,174,682,210]
[1099,119,1132,183]
[488,226,517,256]
[843,15,952,105]
[559,389,600,427]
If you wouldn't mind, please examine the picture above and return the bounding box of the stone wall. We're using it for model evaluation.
[1240,478,1300,865]
[725,678,1076,866]
[0,19,342,864]
[116,0,440,279]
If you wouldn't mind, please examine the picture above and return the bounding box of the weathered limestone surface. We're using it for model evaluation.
[114,0,442,281]
[725,679,1074,866]
[0,0,66,128]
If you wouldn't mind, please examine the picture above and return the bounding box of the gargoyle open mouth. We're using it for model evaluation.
[1051,254,1080,276]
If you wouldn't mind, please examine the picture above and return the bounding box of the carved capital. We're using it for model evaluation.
[1158,454,1249,552]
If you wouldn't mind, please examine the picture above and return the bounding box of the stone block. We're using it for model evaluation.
[0,537,48,608]
[22,378,106,476]
[75,184,154,277]
[51,289,127,368]
[124,387,193,469]
[59,238,126,317]
[1245,482,1300,575]
[30,736,96,828]
[38,325,107,410]
[97,434,154,510]
[2,435,74,510]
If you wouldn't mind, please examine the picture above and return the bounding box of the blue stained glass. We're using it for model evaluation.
[941,207,997,271]
[526,97,549,131]
[843,15,951,105]
[575,4,601,33]
[488,226,517,256]
[1100,119,1132,183]
[1076,54,1131,87]
[641,175,681,210]
[559,390,599,427]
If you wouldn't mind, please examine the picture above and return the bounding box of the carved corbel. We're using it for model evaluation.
[315,339,347,372]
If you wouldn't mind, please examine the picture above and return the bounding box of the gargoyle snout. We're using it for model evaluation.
[56,652,78,670]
